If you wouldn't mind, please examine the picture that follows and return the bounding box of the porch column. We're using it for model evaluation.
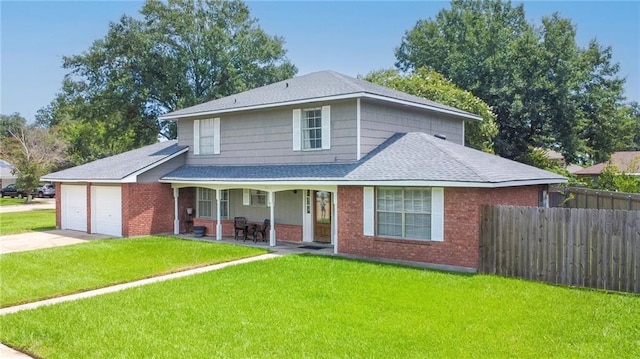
[173,187,179,235]
[215,189,222,241]
[269,191,276,247]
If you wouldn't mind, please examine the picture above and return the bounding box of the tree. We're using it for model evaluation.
[0,113,27,139]
[38,0,296,163]
[395,0,631,164]
[363,68,498,152]
[0,121,68,201]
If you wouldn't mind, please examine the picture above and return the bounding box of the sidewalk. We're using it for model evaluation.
[0,252,280,358]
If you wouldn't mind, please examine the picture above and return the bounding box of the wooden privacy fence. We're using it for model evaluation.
[480,205,640,294]
[549,186,640,210]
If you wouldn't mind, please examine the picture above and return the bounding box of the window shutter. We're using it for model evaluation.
[292,109,301,151]
[321,105,331,149]
[193,120,200,155]
[363,187,374,236]
[243,189,250,206]
[431,187,444,241]
[213,117,221,154]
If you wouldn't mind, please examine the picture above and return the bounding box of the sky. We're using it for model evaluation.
[1,1,639,123]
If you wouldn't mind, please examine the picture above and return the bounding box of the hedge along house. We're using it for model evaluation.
[43,71,566,271]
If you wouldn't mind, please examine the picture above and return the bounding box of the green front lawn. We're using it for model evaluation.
[0,236,267,307]
[1,255,638,358]
[0,209,55,235]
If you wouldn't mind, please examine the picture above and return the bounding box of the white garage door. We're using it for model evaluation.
[61,184,87,232]
[92,186,122,237]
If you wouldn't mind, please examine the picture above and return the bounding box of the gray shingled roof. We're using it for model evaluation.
[42,141,187,181]
[162,133,566,186]
[345,133,566,184]
[160,71,481,121]
[162,163,356,182]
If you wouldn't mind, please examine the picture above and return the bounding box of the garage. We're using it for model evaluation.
[61,184,87,232]
[92,185,122,237]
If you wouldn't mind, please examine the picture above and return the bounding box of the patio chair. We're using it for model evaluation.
[234,217,248,241]
[252,219,270,243]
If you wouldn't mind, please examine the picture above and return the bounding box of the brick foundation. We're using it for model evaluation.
[338,185,541,270]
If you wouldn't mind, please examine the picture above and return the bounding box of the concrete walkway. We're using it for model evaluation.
[0,252,280,358]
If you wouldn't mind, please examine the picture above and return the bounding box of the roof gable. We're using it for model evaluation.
[42,141,188,182]
[160,71,481,121]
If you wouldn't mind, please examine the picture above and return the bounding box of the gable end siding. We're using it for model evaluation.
[359,99,465,158]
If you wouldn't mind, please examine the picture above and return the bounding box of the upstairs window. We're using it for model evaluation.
[292,106,330,151]
[302,108,322,149]
[193,118,220,155]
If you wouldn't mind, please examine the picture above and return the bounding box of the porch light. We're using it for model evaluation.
[186,208,193,215]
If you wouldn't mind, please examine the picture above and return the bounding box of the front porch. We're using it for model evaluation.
[168,184,339,253]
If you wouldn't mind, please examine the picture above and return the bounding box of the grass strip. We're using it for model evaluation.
[0,236,267,307]
[1,255,638,358]
[0,209,55,235]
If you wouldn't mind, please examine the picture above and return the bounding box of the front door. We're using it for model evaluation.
[314,191,331,243]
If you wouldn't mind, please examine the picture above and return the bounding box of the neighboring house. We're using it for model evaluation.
[43,71,565,271]
[0,159,18,187]
[575,151,640,181]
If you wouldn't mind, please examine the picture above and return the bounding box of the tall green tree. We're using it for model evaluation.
[395,0,632,164]
[38,0,296,164]
[364,68,498,152]
[0,119,68,201]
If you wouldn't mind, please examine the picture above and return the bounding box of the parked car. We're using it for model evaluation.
[0,183,27,198]
[35,183,55,198]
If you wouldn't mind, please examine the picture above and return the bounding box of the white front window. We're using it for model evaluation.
[250,189,267,207]
[197,188,213,218]
[377,187,432,240]
[197,188,228,219]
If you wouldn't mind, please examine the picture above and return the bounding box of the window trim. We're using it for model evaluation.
[301,107,322,150]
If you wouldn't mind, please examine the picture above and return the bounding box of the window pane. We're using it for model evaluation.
[405,213,431,240]
[377,212,402,237]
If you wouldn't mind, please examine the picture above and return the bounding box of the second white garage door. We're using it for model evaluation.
[92,186,122,237]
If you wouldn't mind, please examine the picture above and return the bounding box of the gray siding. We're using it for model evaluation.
[178,100,358,165]
[137,154,186,183]
[360,99,465,158]
[203,189,302,225]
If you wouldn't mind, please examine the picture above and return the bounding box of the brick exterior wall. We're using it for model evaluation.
[338,185,541,270]
[122,183,175,236]
[55,182,62,229]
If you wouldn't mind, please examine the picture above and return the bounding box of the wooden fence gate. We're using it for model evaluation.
[480,205,640,294]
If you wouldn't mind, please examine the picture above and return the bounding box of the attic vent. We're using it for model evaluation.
[434,134,447,140]
[285,82,289,88]
[234,98,237,104]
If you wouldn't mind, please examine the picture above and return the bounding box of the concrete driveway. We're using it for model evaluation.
[0,198,55,213]
[0,230,110,254]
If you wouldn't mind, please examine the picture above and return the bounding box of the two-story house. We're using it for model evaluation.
[43,71,565,271]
